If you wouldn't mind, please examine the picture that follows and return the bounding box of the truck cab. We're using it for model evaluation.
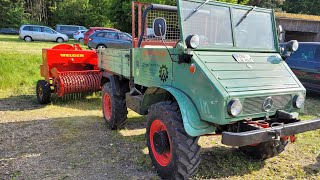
[98,1,320,179]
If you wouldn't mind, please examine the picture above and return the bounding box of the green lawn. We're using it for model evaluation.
[0,34,319,179]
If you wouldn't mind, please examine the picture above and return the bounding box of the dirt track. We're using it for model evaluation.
[0,96,156,179]
[1,95,319,180]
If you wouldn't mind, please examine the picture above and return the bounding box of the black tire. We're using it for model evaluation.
[36,80,51,104]
[146,101,201,179]
[239,139,288,160]
[102,82,127,130]
[79,38,84,43]
[24,36,32,42]
[56,37,64,43]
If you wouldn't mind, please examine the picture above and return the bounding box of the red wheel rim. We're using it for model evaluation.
[103,93,112,120]
[150,120,172,166]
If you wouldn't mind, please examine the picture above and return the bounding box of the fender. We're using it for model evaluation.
[101,72,121,96]
[143,85,216,137]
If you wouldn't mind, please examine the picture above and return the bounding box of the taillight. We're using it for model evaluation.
[77,32,80,34]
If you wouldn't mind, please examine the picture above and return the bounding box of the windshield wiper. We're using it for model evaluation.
[184,0,210,21]
[235,6,256,27]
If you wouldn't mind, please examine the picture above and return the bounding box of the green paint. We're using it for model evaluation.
[99,0,306,137]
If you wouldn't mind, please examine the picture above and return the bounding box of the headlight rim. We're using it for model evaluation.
[227,98,243,117]
[293,94,305,109]
[185,34,200,49]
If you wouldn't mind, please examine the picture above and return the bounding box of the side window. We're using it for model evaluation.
[43,27,52,33]
[290,45,312,61]
[60,26,67,31]
[105,32,118,39]
[70,27,79,31]
[314,46,320,62]
[119,33,131,41]
[80,26,87,30]
[96,32,105,37]
[23,26,31,31]
[32,26,42,32]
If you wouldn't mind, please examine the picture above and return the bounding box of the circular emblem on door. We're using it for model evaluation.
[262,96,274,112]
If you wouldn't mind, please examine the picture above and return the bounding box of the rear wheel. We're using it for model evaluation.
[102,82,127,129]
[57,37,64,43]
[36,80,51,104]
[239,139,288,160]
[79,38,84,43]
[146,101,201,179]
[24,36,32,42]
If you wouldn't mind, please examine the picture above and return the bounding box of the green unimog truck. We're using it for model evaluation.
[98,0,320,179]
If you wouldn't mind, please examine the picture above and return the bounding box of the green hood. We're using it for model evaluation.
[194,51,305,97]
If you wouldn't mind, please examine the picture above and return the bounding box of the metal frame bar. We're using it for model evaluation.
[222,118,320,146]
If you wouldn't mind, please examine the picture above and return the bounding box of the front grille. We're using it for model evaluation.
[243,95,292,115]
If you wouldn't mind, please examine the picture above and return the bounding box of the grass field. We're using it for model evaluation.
[0,34,319,179]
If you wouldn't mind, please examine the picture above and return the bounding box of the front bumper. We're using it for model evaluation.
[222,118,320,146]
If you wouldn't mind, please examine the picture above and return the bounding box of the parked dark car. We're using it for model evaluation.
[87,30,132,49]
[55,25,87,38]
[83,27,120,45]
[0,28,19,35]
[285,42,320,92]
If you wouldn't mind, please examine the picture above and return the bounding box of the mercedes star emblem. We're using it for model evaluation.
[262,97,274,112]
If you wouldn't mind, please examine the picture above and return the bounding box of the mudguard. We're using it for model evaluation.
[160,86,216,137]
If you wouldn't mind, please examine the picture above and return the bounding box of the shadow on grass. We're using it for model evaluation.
[0,115,154,179]
[51,94,102,111]
[0,95,44,111]
[195,146,265,179]
[304,154,320,175]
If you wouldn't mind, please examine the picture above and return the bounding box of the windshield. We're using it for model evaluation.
[180,0,275,50]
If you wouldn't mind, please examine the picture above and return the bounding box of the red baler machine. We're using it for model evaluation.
[36,44,101,104]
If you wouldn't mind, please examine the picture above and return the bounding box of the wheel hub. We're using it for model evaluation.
[153,131,170,154]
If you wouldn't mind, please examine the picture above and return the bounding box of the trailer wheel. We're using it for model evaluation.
[102,82,127,129]
[239,139,288,160]
[146,101,201,179]
[36,80,51,104]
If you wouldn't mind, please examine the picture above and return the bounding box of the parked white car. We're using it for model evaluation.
[19,25,69,43]
[73,30,87,42]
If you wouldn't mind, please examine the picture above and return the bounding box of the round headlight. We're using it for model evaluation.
[227,98,243,117]
[293,94,305,109]
[186,34,200,49]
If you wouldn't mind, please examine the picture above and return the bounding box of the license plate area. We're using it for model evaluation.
[232,54,254,63]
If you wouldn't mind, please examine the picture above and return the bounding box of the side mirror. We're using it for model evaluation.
[277,25,285,43]
[153,17,167,38]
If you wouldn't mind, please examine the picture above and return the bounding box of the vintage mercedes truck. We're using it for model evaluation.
[98,0,320,179]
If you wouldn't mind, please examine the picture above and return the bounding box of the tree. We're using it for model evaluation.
[247,0,283,9]
[0,0,26,28]
[106,0,177,33]
[282,0,320,16]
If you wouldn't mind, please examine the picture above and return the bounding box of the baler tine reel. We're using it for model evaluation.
[36,44,101,104]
